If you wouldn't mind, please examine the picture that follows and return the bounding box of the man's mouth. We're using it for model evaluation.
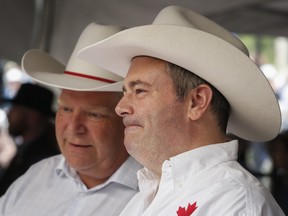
[123,118,141,128]
[69,142,92,148]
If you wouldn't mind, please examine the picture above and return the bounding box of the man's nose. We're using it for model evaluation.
[115,96,133,117]
[67,113,87,134]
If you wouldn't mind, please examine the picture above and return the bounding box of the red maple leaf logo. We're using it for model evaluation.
[176,202,198,216]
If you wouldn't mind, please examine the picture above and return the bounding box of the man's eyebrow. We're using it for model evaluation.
[57,98,64,105]
[122,80,150,92]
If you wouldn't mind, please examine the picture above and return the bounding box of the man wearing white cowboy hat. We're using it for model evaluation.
[0,23,142,216]
[78,5,285,216]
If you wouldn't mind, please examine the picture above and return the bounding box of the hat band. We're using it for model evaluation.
[64,71,116,83]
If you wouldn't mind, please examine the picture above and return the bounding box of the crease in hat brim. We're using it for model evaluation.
[78,25,281,142]
[22,50,123,92]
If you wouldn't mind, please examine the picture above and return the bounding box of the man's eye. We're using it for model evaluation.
[59,106,72,112]
[135,89,146,94]
[89,112,103,118]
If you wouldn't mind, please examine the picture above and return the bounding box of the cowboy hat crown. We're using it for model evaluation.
[21,23,125,91]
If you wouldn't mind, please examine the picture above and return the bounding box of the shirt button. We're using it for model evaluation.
[177,182,182,188]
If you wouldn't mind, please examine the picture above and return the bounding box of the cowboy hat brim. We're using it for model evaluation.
[22,49,123,92]
[78,25,281,142]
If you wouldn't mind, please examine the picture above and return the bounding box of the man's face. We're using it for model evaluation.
[56,90,127,183]
[115,57,189,174]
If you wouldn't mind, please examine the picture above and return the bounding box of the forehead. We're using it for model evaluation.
[125,56,170,81]
[58,89,119,107]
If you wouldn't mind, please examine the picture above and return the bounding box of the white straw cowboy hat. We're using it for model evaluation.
[78,5,281,142]
[21,23,124,92]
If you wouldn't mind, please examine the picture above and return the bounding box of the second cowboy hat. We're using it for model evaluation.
[21,23,124,92]
[78,5,281,142]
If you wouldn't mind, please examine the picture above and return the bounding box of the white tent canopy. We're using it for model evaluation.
[0,0,288,64]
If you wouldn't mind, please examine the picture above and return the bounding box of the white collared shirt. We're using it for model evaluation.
[0,155,142,216]
[120,140,285,216]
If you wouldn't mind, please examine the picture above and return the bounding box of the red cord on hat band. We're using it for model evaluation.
[64,71,116,83]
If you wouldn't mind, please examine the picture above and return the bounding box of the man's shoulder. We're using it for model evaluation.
[19,154,64,180]
[2,154,64,194]
[28,154,63,170]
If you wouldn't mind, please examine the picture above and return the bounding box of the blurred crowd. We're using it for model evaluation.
[0,61,59,195]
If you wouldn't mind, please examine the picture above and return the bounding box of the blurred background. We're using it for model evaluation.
[0,0,287,212]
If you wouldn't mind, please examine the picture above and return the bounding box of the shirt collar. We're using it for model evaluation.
[55,156,74,178]
[169,140,238,185]
[137,140,238,190]
[108,156,143,190]
[54,156,142,191]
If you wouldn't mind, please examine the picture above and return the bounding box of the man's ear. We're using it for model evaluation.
[187,84,213,121]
